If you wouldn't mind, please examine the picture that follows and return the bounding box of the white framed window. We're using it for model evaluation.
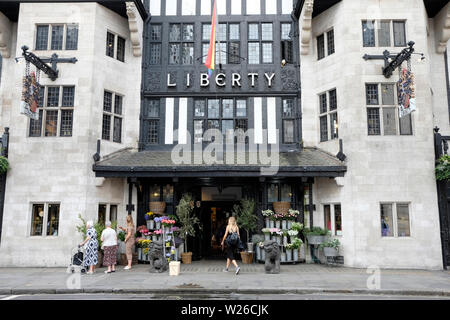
[35,24,78,51]
[366,83,413,136]
[318,88,338,142]
[362,20,407,47]
[316,28,334,60]
[102,90,124,143]
[380,202,411,237]
[30,203,60,237]
[106,31,126,62]
[324,203,342,236]
[98,204,119,226]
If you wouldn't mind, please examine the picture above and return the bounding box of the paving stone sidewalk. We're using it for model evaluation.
[0,261,449,296]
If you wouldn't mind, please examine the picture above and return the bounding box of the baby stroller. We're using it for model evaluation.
[66,245,86,274]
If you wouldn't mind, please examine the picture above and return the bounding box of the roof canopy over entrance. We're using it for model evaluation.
[93,147,347,178]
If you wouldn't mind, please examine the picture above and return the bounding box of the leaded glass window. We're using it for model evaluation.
[51,25,64,50]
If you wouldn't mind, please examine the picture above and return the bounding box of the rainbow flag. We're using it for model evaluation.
[205,0,217,78]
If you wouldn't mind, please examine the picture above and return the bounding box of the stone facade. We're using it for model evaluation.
[0,2,141,266]
[300,0,447,269]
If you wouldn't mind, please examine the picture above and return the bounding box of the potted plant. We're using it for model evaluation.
[286,209,300,229]
[0,156,9,175]
[145,211,155,229]
[176,193,201,264]
[234,198,257,256]
[270,228,282,245]
[304,227,330,245]
[262,228,271,241]
[251,234,264,260]
[262,209,274,228]
[282,230,289,246]
[154,216,163,230]
[436,154,450,181]
[285,243,294,261]
[320,238,341,257]
[290,237,303,261]
[291,222,304,232]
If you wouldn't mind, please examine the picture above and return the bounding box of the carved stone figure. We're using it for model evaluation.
[148,241,168,273]
[263,240,281,274]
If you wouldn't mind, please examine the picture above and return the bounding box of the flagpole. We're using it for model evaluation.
[216,0,221,68]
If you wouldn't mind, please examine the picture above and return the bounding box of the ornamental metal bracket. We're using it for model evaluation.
[20,45,78,81]
[362,41,417,78]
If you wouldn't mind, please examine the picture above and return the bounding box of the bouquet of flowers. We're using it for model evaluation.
[271,213,284,221]
[154,217,163,223]
[269,228,282,235]
[285,209,300,220]
[154,229,163,235]
[161,218,176,227]
[290,237,303,249]
[135,237,144,247]
[285,243,295,250]
[170,226,180,234]
[136,225,147,233]
[262,209,274,217]
[291,222,304,232]
[145,211,154,221]
[138,227,149,236]
[287,230,299,237]
[262,228,271,234]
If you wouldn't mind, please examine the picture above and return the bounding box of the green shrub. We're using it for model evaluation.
[0,156,9,174]
[303,226,330,236]
[436,154,450,181]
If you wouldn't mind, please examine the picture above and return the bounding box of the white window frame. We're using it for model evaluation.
[102,90,124,143]
[380,202,412,238]
[29,202,61,238]
[316,27,334,61]
[323,203,342,236]
[35,24,78,51]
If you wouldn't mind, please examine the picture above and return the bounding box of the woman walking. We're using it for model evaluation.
[79,220,98,275]
[221,216,241,275]
[101,221,118,274]
[119,215,135,270]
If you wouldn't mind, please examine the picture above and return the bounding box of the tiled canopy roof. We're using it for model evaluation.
[93,147,346,178]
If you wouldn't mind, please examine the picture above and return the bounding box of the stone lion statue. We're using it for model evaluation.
[263,240,281,274]
[148,241,168,273]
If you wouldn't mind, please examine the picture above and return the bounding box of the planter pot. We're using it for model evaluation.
[155,221,161,230]
[287,220,293,229]
[264,233,270,241]
[240,251,253,264]
[137,248,142,260]
[181,252,192,264]
[323,247,339,257]
[146,220,155,230]
[283,236,288,246]
[273,201,291,216]
[281,220,287,230]
[293,249,299,261]
[286,249,292,261]
[118,240,126,254]
[150,201,166,215]
[145,236,150,240]
[265,218,270,228]
[261,249,265,261]
[142,253,148,261]
[96,251,103,268]
[269,220,275,228]
[247,242,254,253]
[275,220,281,229]
[306,235,326,245]
[275,236,281,245]
[281,252,286,262]
[152,235,157,241]
[256,247,261,260]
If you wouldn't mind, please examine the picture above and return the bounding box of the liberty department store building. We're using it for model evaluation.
[0,0,449,270]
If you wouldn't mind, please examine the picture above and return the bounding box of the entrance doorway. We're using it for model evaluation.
[200,201,237,260]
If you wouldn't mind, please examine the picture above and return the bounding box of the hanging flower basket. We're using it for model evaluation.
[150,201,166,214]
[0,156,9,175]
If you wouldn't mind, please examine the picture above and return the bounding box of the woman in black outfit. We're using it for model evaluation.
[221,216,241,275]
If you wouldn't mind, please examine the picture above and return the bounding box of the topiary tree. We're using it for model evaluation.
[176,193,202,253]
[234,198,257,248]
